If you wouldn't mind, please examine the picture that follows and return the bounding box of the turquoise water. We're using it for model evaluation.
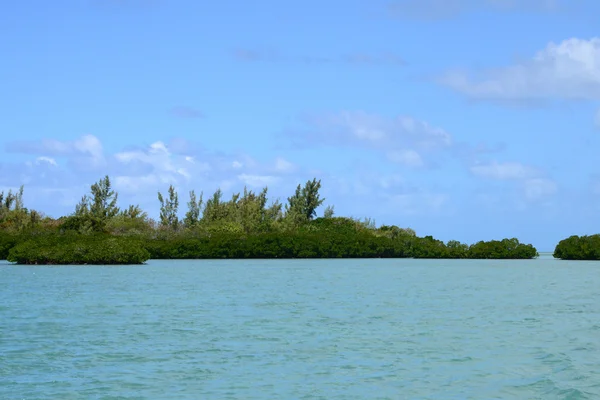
[2,257,600,399]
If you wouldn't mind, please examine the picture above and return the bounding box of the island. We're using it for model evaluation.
[553,235,600,260]
[0,176,539,264]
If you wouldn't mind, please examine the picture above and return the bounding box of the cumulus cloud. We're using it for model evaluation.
[388,0,563,20]
[387,149,424,167]
[287,111,452,168]
[522,178,558,201]
[6,134,106,171]
[34,156,58,167]
[325,170,448,217]
[237,174,280,188]
[2,135,306,216]
[274,157,296,173]
[440,38,600,101]
[470,160,557,202]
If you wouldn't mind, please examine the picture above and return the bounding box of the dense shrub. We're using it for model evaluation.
[467,238,538,259]
[7,233,150,265]
[141,231,537,260]
[0,176,541,263]
[554,235,600,260]
[0,232,20,260]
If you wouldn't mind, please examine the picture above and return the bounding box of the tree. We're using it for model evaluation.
[0,186,23,215]
[120,204,147,220]
[285,178,325,224]
[75,195,90,216]
[184,190,203,228]
[323,205,335,219]
[89,176,119,220]
[73,176,119,219]
[202,188,224,224]
[158,185,179,230]
[0,186,42,232]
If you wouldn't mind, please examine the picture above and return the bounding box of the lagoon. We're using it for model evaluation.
[1,256,599,399]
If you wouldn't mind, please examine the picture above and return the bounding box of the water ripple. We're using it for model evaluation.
[1,258,600,399]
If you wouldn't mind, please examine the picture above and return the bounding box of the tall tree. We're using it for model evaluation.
[89,176,119,219]
[75,195,90,216]
[158,185,179,229]
[0,186,22,212]
[202,188,223,224]
[65,176,119,233]
[184,190,203,228]
[285,178,325,223]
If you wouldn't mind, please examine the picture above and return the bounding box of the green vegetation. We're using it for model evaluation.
[553,235,600,260]
[8,234,150,265]
[0,176,539,264]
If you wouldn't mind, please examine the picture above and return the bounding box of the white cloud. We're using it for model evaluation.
[441,38,600,101]
[470,161,539,180]
[5,134,106,169]
[35,156,57,166]
[322,171,448,217]
[292,111,452,168]
[114,140,198,192]
[73,134,104,165]
[470,160,558,203]
[3,135,310,216]
[522,178,558,200]
[237,174,279,188]
[387,149,424,167]
[274,157,296,172]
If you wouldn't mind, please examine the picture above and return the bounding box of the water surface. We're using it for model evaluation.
[1,257,599,399]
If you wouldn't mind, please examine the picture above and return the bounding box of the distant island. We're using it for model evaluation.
[0,176,542,264]
[553,235,600,260]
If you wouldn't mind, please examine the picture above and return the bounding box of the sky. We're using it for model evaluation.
[2,0,600,250]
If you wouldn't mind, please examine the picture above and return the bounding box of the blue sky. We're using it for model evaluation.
[2,0,600,250]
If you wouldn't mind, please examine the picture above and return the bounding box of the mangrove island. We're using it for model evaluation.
[0,176,541,264]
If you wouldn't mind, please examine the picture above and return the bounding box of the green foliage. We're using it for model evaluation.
[7,233,150,265]
[0,186,24,211]
[201,188,227,224]
[144,229,412,259]
[70,176,120,233]
[89,176,119,219]
[59,214,107,234]
[0,175,541,262]
[0,187,45,233]
[407,236,537,259]
[121,204,147,219]
[554,235,600,260]
[323,205,335,219]
[467,238,538,259]
[0,231,20,259]
[106,211,153,236]
[158,185,179,230]
[376,225,416,239]
[183,190,203,228]
[285,178,325,225]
